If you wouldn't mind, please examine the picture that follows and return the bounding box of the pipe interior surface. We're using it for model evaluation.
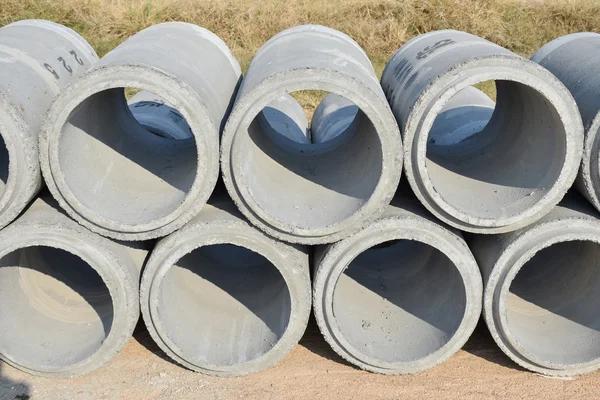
[235,91,382,229]
[332,239,466,362]
[157,243,291,367]
[0,246,113,369]
[506,240,600,366]
[426,80,567,220]
[57,87,197,225]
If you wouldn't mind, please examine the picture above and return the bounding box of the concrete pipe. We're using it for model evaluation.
[221,25,403,245]
[428,86,495,147]
[532,33,600,214]
[0,195,148,377]
[470,192,600,376]
[128,91,192,140]
[40,22,241,240]
[140,194,311,377]
[381,30,584,234]
[313,189,482,374]
[311,93,359,144]
[258,94,310,145]
[129,91,309,144]
[0,20,97,230]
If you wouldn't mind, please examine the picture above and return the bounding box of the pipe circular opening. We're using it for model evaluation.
[332,239,466,364]
[0,246,113,370]
[156,243,291,368]
[506,240,600,367]
[56,86,197,227]
[424,77,567,224]
[233,88,381,231]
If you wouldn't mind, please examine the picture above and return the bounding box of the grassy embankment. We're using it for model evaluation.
[1,0,598,110]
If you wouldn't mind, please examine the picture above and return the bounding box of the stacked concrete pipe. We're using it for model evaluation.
[381,30,584,234]
[311,93,359,144]
[0,195,148,377]
[313,188,482,374]
[40,22,242,240]
[128,91,311,144]
[221,24,403,245]
[128,91,193,140]
[532,33,600,214]
[0,19,97,230]
[470,192,600,376]
[140,193,311,377]
[258,94,310,145]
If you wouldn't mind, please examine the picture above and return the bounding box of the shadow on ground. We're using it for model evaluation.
[0,363,30,400]
[133,315,355,370]
[133,313,524,374]
[300,314,525,373]
[133,320,177,366]
[462,320,525,372]
[298,315,354,368]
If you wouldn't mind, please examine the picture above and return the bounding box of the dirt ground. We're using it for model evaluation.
[0,319,598,400]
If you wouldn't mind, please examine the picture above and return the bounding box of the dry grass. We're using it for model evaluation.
[1,0,599,104]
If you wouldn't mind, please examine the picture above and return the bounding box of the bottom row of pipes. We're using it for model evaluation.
[0,185,597,378]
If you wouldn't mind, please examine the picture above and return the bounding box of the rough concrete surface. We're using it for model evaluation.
[0,321,598,400]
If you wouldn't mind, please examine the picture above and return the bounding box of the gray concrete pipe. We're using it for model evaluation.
[0,195,148,378]
[40,22,241,240]
[470,191,600,376]
[313,188,482,374]
[140,193,311,377]
[0,20,97,230]
[221,24,403,245]
[127,91,193,140]
[532,33,600,214]
[311,93,359,144]
[381,30,584,234]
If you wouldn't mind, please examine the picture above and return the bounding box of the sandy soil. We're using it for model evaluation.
[1,319,598,400]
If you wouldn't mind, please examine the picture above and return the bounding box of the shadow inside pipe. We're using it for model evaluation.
[0,246,113,368]
[0,363,31,400]
[506,239,600,365]
[509,240,600,332]
[173,244,291,339]
[426,81,565,192]
[246,109,379,200]
[331,239,468,364]
[66,88,197,194]
[155,243,292,366]
[340,239,466,334]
